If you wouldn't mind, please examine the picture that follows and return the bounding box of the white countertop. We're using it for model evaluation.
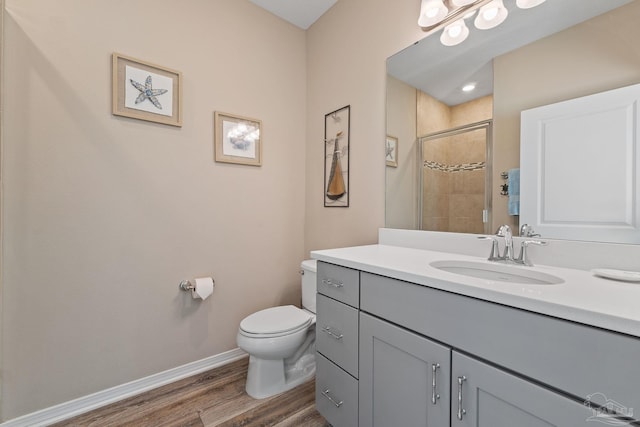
[311,244,640,338]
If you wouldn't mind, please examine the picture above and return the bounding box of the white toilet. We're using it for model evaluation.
[236,260,317,399]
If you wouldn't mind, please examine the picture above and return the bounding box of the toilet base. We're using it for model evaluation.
[245,353,316,399]
[240,315,317,399]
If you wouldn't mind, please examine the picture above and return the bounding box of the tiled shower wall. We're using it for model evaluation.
[417,93,492,233]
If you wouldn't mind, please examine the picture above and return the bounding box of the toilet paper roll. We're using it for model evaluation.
[192,277,214,300]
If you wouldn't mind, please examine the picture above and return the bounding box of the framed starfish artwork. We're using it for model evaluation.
[386,135,398,167]
[112,53,183,127]
[214,112,262,166]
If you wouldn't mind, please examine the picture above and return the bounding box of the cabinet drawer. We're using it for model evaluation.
[317,261,359,307]
[316,353,358,427]
[316,293,359,378]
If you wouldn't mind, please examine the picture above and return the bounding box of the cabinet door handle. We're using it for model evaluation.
[457,376,467,420]
[431,363,441,404]
[321,326,344,340]
[321,389,344,407]
[322,278,344,288]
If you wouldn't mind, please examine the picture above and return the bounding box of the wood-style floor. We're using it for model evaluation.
[53,357,329,427]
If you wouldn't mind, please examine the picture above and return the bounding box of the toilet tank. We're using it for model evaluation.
[301,259,317,313]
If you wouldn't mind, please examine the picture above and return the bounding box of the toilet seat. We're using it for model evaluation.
[239,305,312,338]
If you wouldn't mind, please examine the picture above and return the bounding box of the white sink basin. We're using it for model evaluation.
[430,260,564,285]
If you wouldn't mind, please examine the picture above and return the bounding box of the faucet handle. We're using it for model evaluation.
[495,224,512,237]
[522,239,548,247]
[477,236,501,261]
[520,223,541,237]
[517,239,548,266]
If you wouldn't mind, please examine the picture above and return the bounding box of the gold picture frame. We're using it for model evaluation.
[214,112,262,166]
[112,53,183,127]
[386,135,398,167]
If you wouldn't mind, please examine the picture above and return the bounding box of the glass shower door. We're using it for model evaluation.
[418,120,492,234]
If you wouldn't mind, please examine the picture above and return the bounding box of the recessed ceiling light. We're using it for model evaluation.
[462,83,476,92]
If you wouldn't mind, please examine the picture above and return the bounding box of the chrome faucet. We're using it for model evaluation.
[496,225,515,261]
[479,224,547,265]
[478,225,514,262]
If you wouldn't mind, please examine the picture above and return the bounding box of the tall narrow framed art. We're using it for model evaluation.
[324,105,350,207]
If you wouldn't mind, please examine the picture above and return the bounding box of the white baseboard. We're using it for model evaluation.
[0,348,247,427]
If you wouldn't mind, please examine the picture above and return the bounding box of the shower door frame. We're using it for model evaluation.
[417,119,493,234]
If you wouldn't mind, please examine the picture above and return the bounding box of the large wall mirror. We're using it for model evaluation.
[385,0,640,243]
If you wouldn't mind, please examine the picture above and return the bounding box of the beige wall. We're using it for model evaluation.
[492,1,640,230]
[385,75,417,230]
[417,90,451,137]
[304,0,424,253]
[1,0,428,419]
[2,0,306,419]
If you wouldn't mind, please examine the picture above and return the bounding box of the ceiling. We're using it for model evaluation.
[249,0,338,30]
[387,0,633,106]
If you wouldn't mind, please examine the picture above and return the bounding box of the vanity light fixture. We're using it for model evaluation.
[440,19,470,46]
[418,0,449,27]
[474,0,508,30]
[419,0,547,47]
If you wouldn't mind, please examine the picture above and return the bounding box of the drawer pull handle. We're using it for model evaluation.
[431,363,440,404]
[321,389,344,408]
[457,376,467,420]
[322,326,344,340]
[322,279,344,288]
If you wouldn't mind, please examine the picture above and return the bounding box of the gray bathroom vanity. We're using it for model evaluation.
[312,243,640,427]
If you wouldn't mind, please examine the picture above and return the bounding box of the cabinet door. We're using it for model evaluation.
[452,351,596,427]
[359,313,451,427]
[520,82,640,244]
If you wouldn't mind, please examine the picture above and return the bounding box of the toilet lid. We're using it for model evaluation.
[240,305,312,335]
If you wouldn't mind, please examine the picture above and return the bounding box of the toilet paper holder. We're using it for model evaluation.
[179,278,216,292]
[179,280,195,292]
[179,277,216,300]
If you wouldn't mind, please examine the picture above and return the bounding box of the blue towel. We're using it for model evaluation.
[508,168,520,216]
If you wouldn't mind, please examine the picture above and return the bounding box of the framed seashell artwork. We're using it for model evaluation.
[214,111,262,166]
